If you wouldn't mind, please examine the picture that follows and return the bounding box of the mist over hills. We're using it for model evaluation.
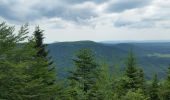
[47,41,170,79]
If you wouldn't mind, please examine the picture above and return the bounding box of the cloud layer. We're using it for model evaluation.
[0,0,170,42]
[1,0,170,28]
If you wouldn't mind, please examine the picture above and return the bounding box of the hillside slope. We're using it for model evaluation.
[47,41,170,79]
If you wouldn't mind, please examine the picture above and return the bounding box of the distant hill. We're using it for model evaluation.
[47,41,170,79]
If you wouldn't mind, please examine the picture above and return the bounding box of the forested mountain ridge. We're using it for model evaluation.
[2,22,170,99]
[48,41,170,79]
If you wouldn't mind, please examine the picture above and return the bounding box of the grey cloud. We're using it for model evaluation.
[33,5,98,22]
[0,2,18,21]
[0,0,98,23]
[106,0,152,13]
[114,19,156,28]
[63,0,109,4]
[1,0,169,29]
[0,1,40,22]
[114,20,133,27]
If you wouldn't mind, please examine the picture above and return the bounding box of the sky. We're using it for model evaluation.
[0,0,170,43]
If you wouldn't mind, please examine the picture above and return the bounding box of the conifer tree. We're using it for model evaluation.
[26,26,59,99]
[124,50,144,91]
[149,74,160,100]
[34,26,53,65]
[0,23,29,99]
[92,63,113,100]
[167,66,170,81]
[68,48,99,99]
[125,50,138,90]
[136,68,145,89]
[122,89,149,100]
[160,65,170,100]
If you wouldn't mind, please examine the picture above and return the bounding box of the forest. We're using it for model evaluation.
[1,22,170,100]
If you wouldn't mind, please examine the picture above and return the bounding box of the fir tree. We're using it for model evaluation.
[149,74,160,100]
[136,68,145,89]
[26,26,59,99]
[68,48,99,99]
[160,65,170,100]
[125,50,138,90]
[124,50,144,91]
[122,89,149,100]
[34,26,53,65]
[0,23,29,99]
[92,63,113,100]
[167,65,170,81]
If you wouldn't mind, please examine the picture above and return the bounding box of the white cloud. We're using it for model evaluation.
[0,0,170,42]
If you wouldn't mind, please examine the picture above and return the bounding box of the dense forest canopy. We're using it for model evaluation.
[1,22,170,100]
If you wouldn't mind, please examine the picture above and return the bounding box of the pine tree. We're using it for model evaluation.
[149,74,160,100]
[0,22,16,54]
[167,65,170,81]
[136,68,145,89]
[0,23,29,99]
[34,26,53,65]
[92,63,113,100]
[125,50,138,90]
[68,48,99,99]
[124,50,144,91]
[24,26,59,99]
[160,65,170,100]
[122,89,149,100]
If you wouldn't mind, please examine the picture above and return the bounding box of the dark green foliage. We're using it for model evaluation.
[0,23,59,100]
[67,48,99,99]
[0,23,29,99]
[122,89,149,100]
[28,26,59,99]
[91,63,113,100]
[159,65,170,100]
[34,26,53,65]
[124,51,144,91]
[1,22,170,100]
[149,74,160,100]
[47,41,170,79]
[136,68,145,90]
[0,23,15,54]
[34,26,47,58]
[167,65,170,81]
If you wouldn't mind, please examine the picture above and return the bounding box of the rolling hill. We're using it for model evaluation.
[47,41,170,79]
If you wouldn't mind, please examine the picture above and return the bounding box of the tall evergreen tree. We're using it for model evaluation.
[0,23,29,99]
[92,63,113,100]
[149,74,160,100]
[160,65,170,100]
[136,68,145,89]
[34,26,53,65]
[124,50,144,91]
[122,89,149,100]
[167,65,170,81]
[68,48,99,99]
[125,50,138,90]
[26,26,59,99]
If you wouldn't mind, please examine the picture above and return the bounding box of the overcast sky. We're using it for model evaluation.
[0,0,170,43]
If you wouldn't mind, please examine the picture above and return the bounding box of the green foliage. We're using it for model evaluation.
[122,89,149,100]
[149,74,160,100]
[159,65,170,100]
[0,23,60,100]
[23,26,59,99]
[167,65,170,81]
[47,41,170,79]
[67,48,99,99]
[0,23,29,99]
[124,51,145,91]
[1,22,169,100]
[91,63,113,100]
[112,76,129,98]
